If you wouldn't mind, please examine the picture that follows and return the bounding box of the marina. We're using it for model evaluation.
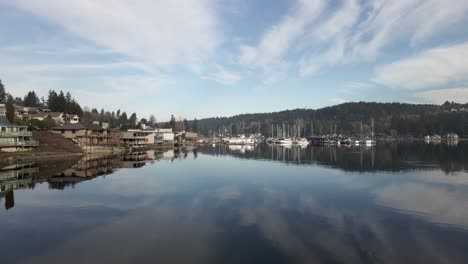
[2,142,468,263]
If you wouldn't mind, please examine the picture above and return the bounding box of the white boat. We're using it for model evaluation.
[223,134,256,145]
[294,138,309,146]
[365,139,376,145]
[244,137,255,145]
[278,138,292,145]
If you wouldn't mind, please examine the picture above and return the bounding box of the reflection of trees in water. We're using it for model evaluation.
[0,190,15,210]
[200,143,468,173]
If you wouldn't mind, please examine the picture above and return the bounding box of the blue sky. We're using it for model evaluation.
[1,0,468,121]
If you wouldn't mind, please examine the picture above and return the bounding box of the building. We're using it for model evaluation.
[184,132,198,142]
[52,122,121,148]
[155,128,174,144]
[29,112,50,121]
[69,114,80,124]
[0,104,38,152]
[14,106,40,120]
[122,129,154,148]
[48,112,66,124]
[92,121,109,129]
[154,128,173,133]
[30,112,66,125]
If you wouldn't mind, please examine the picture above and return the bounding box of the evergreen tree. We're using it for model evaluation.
[119,112,128,129]
[129,113,137,128]
[192,118,199,132]
[5,97,15,123]
[47,90,58,111]
[23,91,40,107]
[149,115,156,127]
[183,118,189,131]
[0,79,5,103]
[56,91,66,112]
[170,114,176,131]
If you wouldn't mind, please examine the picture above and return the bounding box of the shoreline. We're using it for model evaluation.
[0,152,85,166]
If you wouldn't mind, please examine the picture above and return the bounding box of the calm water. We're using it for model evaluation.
[1,142,468,264]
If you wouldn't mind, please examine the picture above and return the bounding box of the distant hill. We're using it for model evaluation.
[195,101,468,138]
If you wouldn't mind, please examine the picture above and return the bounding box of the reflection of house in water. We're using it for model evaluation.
[54,154,122,178]
[0,149,188,208]
[156,149,175,160]
[0,163,39,210]
[228,145,254,154]
[120,151,152,168]
[47,154,123,189]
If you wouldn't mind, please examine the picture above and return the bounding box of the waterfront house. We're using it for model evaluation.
[155,128,174,144]
[0,104,38,152]
[52,122,120,147]
[122,129,154,148]
[184,132,198,142]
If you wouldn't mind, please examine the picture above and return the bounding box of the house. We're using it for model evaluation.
[52,122,120,147]
[0,104,38,152]
[69,114,80,124]
[48,112,66,124]
[14,106,40,120]
[30,112,50,121]
[92,121,109,129]
[184,132,198,142]
[154,128,173,133]
[122,129,154,148]
[30,112,67,125]
[155,128,174,144]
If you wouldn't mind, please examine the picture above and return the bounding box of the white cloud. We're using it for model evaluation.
[416,87,468,104]
[239,0,326,70]
[376,183,468,229]
[373,42,468,90]
[5,0,221,70]
[351,0,468,59]
[298,0,361,76]
[203,67,241,85]
[240,0,468,79]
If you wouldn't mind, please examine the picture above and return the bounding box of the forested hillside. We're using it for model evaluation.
[197,102,468,138]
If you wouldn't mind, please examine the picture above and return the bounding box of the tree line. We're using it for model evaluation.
[195,102,468,138]
[0,79,161,130]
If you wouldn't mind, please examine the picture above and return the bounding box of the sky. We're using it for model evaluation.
[1,0,468,121]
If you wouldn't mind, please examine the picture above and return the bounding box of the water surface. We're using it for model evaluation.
[1,142,468,264]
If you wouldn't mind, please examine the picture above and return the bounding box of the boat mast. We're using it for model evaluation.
[360,121,363,140]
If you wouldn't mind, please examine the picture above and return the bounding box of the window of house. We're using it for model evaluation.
[72,130,76,134]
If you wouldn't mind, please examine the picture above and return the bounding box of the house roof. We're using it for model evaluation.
[0,116,15,127]
[52,123,86,131]
[48,112,64,118]
[52,122,105,131]
[30,113,49,118]
[84,123,105,131]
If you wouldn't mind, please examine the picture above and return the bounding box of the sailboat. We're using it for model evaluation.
[365,118,376,145]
